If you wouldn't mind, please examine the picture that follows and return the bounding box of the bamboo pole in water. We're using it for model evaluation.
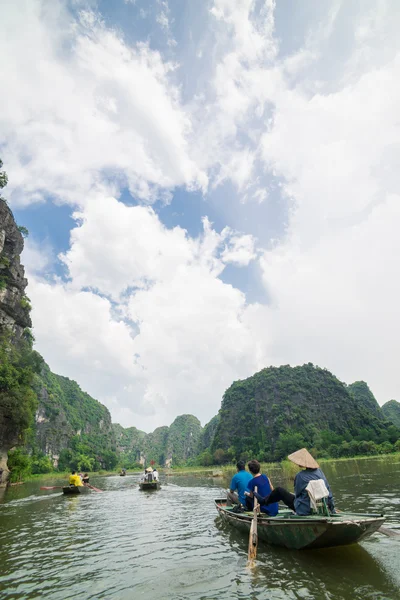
[247,487,258,568]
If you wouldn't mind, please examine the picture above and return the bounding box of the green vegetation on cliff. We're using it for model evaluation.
[113,423,146,468]
[6,362,118,481]
[211,364,400,462]
[382,400,400,428]
[1,162,40,480]
[0,333,42,452]
[165,415,202,466]
[31,363,117,472]
[348,381,383,419]
[142,426,169,466]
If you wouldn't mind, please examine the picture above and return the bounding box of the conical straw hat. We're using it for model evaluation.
[288,448,319,469]
[145,467,153,472]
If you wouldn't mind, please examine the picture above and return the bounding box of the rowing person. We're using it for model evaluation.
[82,473,90,485]
[244,460,279,515]
[142,467,153,482]
[253,448,335,515]
[69,470,83,487]
[226,460,252,508]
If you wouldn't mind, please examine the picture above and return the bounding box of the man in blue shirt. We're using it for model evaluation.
[227,460,252,506]
[244,459,279,516]
[253,448,335,516]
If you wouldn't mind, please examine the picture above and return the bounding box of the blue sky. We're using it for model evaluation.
[2,0,400,431]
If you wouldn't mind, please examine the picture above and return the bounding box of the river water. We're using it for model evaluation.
[0,457,399,600]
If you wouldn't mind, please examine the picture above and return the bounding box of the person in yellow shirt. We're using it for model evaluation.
[69,470,83,487]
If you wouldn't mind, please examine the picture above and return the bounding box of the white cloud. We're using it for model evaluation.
[6,0,400,432]
[252,5,400,405]
[0,0,206,207]
[221,232,256,266]
[28,196,255,430]
[27,197,261,430]
[22,239,54,277]
[28,278,137,389]
[59,195,257,299]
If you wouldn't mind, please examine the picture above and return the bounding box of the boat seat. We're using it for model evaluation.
[306,479,330,517]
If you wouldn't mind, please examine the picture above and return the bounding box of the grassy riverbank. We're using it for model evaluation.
[16,452,400,484]
[162,452,400,479]
[21,469,144,483]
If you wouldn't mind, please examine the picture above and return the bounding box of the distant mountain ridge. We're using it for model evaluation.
[382,400,400,428]
[210,364,395,461]
[113,414,202,467]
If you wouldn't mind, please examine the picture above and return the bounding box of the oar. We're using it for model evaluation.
[377,526,400,538]
[247,487,258,568]
[86,484,103,493]
[40,486,64,490]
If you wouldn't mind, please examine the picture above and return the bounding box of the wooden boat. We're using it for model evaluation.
[214,498,385,550]
[139,481,161,491]
[63,485,91,495]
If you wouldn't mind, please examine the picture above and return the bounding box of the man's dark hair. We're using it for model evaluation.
[71,470,76,474]
[248,460,261,475]
[236,460,246,471]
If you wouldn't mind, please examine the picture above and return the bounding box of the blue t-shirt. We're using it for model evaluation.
[247,474,279,516]
[230,470,253,505]
[294,468,335,516]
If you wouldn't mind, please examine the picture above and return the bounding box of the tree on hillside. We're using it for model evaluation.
[0,334,43,444]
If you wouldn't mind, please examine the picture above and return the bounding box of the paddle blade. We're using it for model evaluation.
[87,485,103,493]
[247,519,258,566]
[378,526,400,538]
[247,491,258,568]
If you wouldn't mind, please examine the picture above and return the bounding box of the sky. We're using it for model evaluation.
[1,0,400,432]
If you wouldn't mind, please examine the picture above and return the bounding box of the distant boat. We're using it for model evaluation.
[139,481,161,491]
[214,498,385,550]
[63,486,91,495]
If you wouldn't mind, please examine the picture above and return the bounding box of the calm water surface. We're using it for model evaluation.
[0,457,399,600]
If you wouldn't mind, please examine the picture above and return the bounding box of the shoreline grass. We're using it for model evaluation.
[17,452,400,483]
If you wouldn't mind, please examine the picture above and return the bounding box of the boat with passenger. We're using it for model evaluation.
[214,498,385,550]
[139,466,161,490]
[63,485,91,495]
[139,481,161,491]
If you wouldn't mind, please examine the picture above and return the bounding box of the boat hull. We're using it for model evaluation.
[139,481,161,491]
[63,485,91,495]
[215,499,385,550]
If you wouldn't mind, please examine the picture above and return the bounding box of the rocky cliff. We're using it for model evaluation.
[211,363,392,460]
[0,196,34,481]
[348,381,384,419]
[32,363,116,468]
[0,200,31,337]
[115,414,203,467]
[164,415,202,466]
[197,414,220,453]
[113,423,146,464]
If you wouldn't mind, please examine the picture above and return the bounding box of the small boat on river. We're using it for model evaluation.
[215,498,385,550]
[139,481,161,491]
[63,485,91,495]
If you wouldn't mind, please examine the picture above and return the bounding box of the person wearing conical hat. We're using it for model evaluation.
[145,467,154,482]
[253,448,335,516]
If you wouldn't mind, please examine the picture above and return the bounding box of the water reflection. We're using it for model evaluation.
[215,517,399,599]
[0,457,399,600]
